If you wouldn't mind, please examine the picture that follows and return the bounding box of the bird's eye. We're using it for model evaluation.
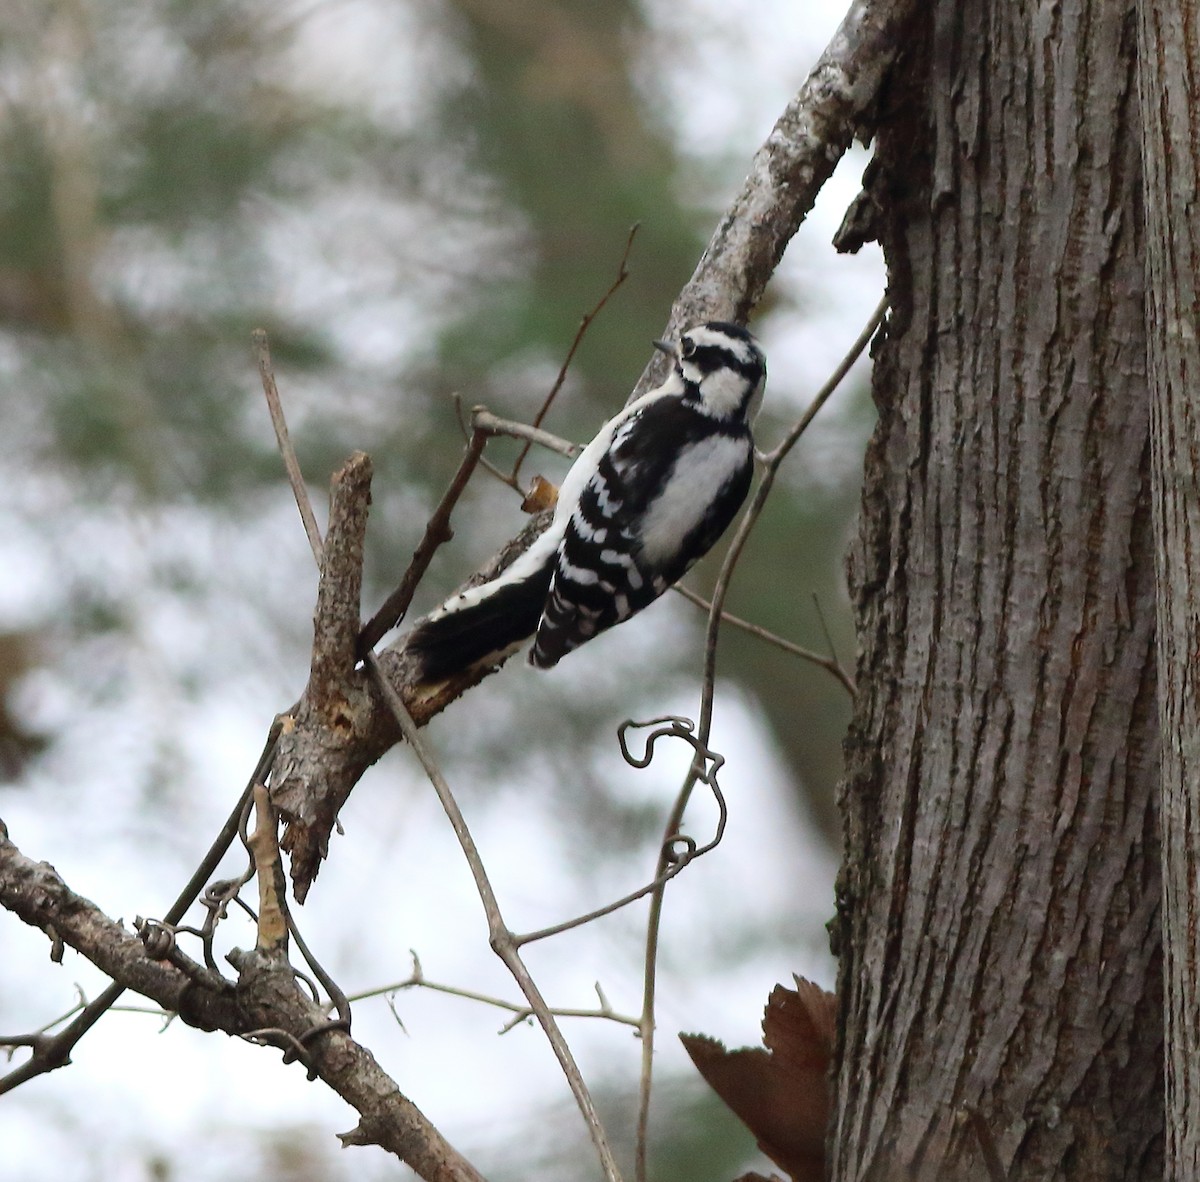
[679,337,697,359]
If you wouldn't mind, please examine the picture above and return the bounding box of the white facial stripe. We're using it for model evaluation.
[686,325,756,365]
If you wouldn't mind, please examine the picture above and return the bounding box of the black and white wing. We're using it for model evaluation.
[530,396,753,668]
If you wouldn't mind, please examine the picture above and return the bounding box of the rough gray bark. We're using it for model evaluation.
[1137,3,1200,1177]
[832,3,1163,1179]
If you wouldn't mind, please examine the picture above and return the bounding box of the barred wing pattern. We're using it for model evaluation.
[530,397,753,668]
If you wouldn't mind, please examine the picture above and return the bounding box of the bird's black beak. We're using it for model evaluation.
[652,338,675,359]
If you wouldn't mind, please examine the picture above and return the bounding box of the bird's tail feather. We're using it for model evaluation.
[405,566,552,681]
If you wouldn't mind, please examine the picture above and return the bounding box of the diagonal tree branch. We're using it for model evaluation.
[270,0,914,903]
[0,824,487,1182]
[630,0,917,400]
[0,830,240,1030]
[0,723,283,1094]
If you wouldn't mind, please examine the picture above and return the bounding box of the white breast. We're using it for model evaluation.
[636,434,750,564]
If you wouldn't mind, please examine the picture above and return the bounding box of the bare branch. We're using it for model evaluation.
[763,296,888,468]
[310,451,372,713]
[672,583,856,696]
[250,785,289,954]
[0,826,487,1182]
[0,830,241,1032]
[358,430,487,655]
[363,653,625,1182]
[511,223,639,484]
[254,329,323,563]
[473,409,580,460]
[630,0,917,401]
[350,953,641,1033]
[0,724,282,1094]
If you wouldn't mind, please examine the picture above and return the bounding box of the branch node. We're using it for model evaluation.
[42,924,65,963]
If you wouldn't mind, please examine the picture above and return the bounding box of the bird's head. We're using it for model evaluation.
[654,321,766,421]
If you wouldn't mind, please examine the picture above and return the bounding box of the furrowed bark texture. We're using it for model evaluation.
[833,4,1162,1179]
[1137,2,1200,1176]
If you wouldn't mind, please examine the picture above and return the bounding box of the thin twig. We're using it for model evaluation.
[513,857,695,946]
[763,300,887,467]
[672,584,855,696]
[507,717,726,945]
[473,409,580,460]
[810,592,853,693]
[350,953,640,1032]
[633,295,886,1180]
[286,909,353,1035]
[453,394,520,491]
[701,293,885,734]
[250,784,289,954]
[364,653,624,1182]
[0,725,281,1095]
[510,224,638,486]
[358,430,488,655]
[254,329,322,563]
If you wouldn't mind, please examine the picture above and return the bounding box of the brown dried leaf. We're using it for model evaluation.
[521,475,559,513]
[680,976,836,1182]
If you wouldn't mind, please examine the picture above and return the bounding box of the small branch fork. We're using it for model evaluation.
[353,951,640,1034]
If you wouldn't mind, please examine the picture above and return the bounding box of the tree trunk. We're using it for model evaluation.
[1138,2,1200,1177]
[831,3,1163,1179]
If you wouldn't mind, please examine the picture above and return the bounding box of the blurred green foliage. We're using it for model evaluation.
[0,0,867,1173]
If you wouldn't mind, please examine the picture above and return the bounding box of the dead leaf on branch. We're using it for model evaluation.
[681,976,836,1182]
